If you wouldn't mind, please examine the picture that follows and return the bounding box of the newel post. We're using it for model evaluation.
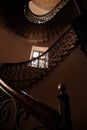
[57,83,72,130]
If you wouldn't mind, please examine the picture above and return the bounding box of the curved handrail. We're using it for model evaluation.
[24,0,70,24]
[0,79,61,129]
[0,27,78,89]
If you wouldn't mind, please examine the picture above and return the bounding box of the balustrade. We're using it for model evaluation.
[0,27,78,90]
[0,79,72,130]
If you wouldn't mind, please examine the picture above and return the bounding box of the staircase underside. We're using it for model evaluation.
[0,0,80,90]
[0,27,78,91]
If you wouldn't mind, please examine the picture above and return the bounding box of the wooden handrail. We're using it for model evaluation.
[0,79,61,130]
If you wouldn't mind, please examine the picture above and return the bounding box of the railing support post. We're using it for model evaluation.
[57,83,72,130]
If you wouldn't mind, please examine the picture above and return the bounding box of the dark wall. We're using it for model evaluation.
[76,0,87,14]
[0,0,27,21]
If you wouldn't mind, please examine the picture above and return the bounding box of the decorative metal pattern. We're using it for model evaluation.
[13,105,30,130]
[0,27,78,90]
[0,99,17,130]
[0,79,72,130]
[24,0,70,24]
[0,81,59,130]
[0,94,45,130]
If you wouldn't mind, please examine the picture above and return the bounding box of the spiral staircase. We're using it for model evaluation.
[0,0,80,91]
[0,0,83,130]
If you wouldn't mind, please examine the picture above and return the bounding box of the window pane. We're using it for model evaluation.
[31,59,38,67]
[33,51,39,58]
[39,60,46,68]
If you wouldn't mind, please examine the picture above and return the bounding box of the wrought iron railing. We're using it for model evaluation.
[0,79,72,130]
[24,0,70,24]
[0,27,78,91]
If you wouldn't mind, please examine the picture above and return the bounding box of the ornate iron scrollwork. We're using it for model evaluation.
[24,0,70,24]
[0,27,78,90]
[14,106,30,130]
[0,96,45,130]
[0,99,17,130]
